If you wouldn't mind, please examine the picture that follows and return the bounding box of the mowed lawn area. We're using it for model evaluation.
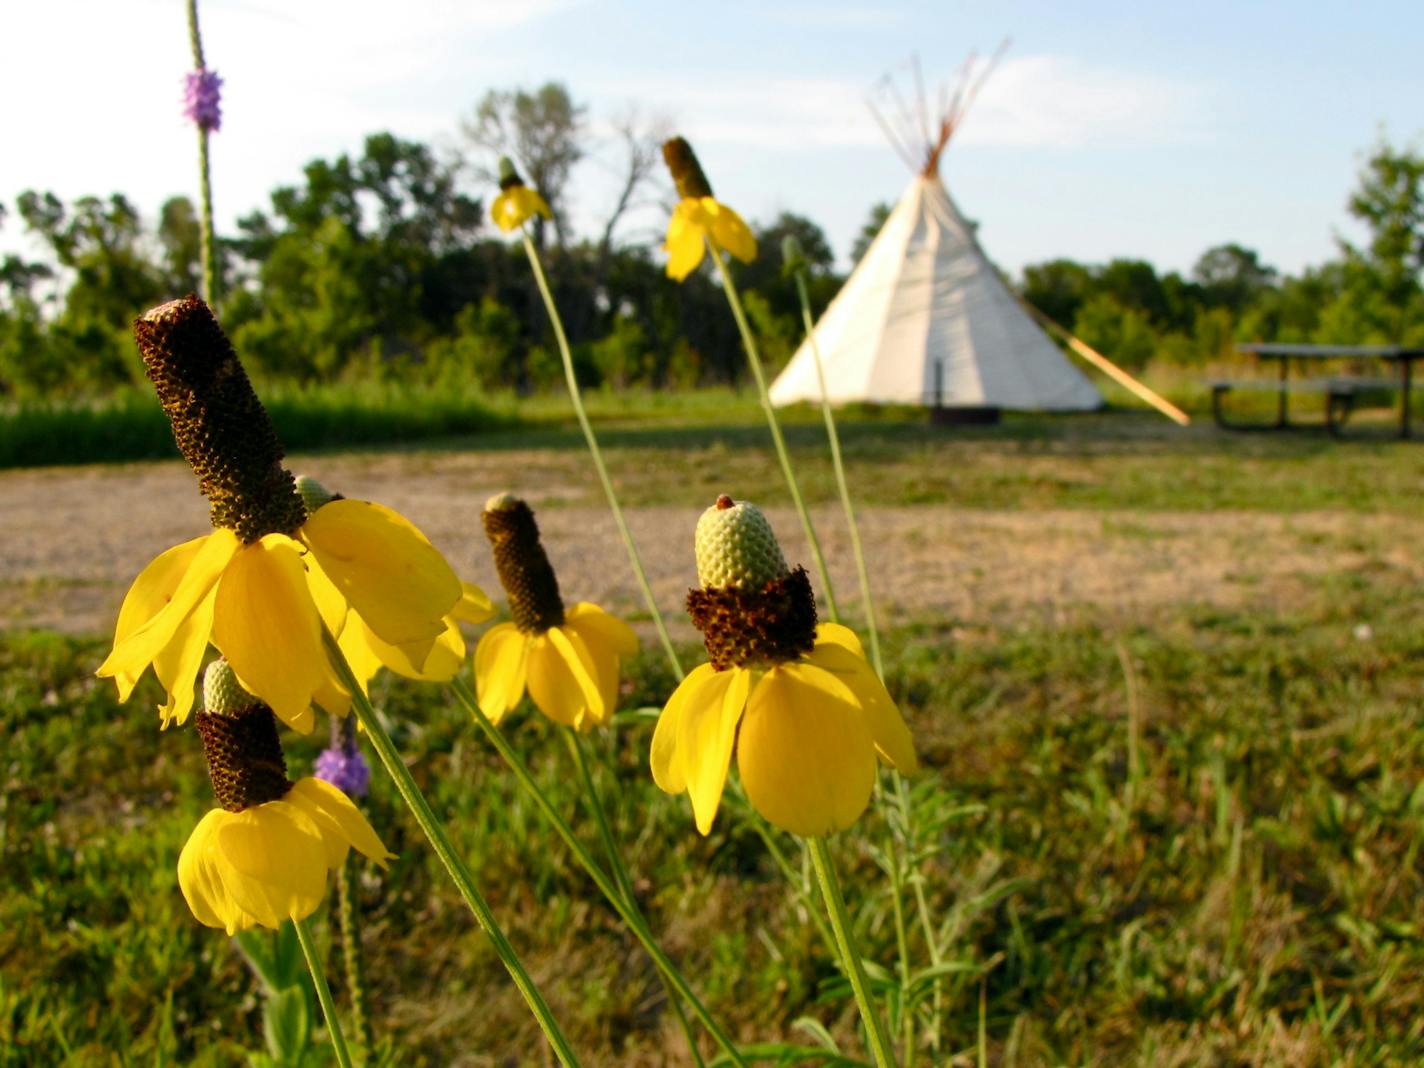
[3,400,1423,1066]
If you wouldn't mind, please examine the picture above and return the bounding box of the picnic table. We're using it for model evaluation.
[1212,343,1424,438]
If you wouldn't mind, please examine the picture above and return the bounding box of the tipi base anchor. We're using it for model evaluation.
[929,405,1001,426]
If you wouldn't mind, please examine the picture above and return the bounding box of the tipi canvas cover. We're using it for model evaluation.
[769,174,1102,411]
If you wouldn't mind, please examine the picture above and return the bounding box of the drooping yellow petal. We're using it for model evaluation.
[300,499,460,648]
[211,802,329,928]
[451,581,496,625]
[107,534,210,702]
[676,666,752,835]
[150,586,216,727]
[665,199,708,281]
[815,621,865,658]
[737,662,878,837]
[563,614,621,723]
[474,623,529,723]
[287,778,394,868]
[303,555,350,638]
[337,613,383,692]
[565,603,638,656]
[650,663,719,795]
[704,199,757,264]
[525,631,595,729]
[808,640,918,774]
[359,616,465,682]
[99,529,240,687]
[492,186,553,232]
[211,535,333,731]
[177,809,232,931]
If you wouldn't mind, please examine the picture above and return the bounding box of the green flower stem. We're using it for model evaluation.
[322,633,582,1068]
[520,229,684,680]
[451,676,747,1068]
[808,836,899,1068]
[185,0,218,309]
[891,773,944,1053]
[791,270,879,673]
[706,240,838,622]
[294,916,354,1068]
[335,860,372,1060]
[886,844,914,1067]
[793,263,921,1056]
[563,729,706,1068]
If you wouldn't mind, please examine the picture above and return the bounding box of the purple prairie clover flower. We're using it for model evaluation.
[315,742,371,799]
[182,69,223,132]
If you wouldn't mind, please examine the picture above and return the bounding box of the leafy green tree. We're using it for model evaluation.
[1073,293,1157,370]
[851,202,892,263]
[14,191,167,390]
[227,134,483,379]
[1336,141,1424,342]
[1192,244,1277,314]
[158,196,203,296]
[1021,258,1094,327]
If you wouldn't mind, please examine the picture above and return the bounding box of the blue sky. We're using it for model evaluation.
[3,0,1421,277]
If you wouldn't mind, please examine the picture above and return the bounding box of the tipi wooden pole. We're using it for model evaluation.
[1019,300,1191,426]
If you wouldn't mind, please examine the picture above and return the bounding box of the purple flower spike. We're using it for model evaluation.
[315,745,371,799]
[182,69,223,132]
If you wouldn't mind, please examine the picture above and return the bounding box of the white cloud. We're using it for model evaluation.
[595,55,1202,157]
[959,55,1204,148]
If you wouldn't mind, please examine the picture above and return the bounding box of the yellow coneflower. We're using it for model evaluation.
[97,297,462,731]
[651,496,917,837]
[661,137,757,281]
[178,661,392,935]
[474,493,637,731]
[491,157,552,233]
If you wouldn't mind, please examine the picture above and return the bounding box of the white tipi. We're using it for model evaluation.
[769,56,1103,413]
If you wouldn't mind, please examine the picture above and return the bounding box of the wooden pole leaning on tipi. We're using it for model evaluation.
[1015,299,1192,426]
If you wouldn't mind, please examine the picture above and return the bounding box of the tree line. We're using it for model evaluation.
[0,82,1419,400]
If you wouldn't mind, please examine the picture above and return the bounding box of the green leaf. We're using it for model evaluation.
[263,986,311,1063]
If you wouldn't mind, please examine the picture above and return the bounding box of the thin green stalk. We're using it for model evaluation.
[887,845,914,1067]
[793,267,924,1052]
[196,131,217,307]
[185,0,217,308]
[335,861,372,1061]
[521,229,683,680]
[563,730,705,1068]
[707,241,838,622]
[899,774,945,1059]
[294,916,354,1068]
[452,676,747,1068]
[322,633,582,1068]
[791,270,878,672]
[808,837,898,1068]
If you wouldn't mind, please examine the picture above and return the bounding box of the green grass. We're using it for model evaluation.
[4,569,1423,1065]
[5,381,1424,1064]
[0,381,519,469]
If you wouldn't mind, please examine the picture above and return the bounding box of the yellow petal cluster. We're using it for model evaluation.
[492,185,552,233]
[99,498,462,731]
[664,197,758,281]
[651,623,917,837]
[178,778,393,935]
[475,603,638,731]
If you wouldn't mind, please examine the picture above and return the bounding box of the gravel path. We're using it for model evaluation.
[1,451,1412,637]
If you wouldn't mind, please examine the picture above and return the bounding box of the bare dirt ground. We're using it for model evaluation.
[2,448,1413,639]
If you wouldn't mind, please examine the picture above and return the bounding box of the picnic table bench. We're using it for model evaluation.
[1212,344,1424,438]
